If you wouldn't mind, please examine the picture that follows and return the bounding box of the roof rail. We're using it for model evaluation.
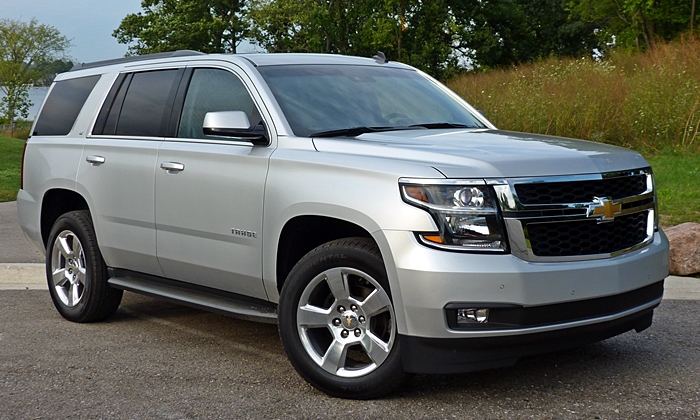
[70,50,206,71]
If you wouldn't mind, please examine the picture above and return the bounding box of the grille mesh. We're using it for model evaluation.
[527,212,648,257]
[515,175,647,205]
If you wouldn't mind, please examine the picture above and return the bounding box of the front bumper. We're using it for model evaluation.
[375,229,668,373]
[399,297,657,374]
[379,230,669,339]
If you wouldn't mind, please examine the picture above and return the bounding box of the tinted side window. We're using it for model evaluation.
[178,68,262,140]
[114,69,180,137]
[33,75,101,136]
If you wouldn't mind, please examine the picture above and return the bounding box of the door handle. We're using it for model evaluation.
[160,162,185,173]
[86,155,106,165]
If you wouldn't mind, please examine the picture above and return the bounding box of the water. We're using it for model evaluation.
[0,86,50,120]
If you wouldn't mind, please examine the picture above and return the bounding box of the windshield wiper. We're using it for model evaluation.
[409,122,475,129]
[310,126,418,138]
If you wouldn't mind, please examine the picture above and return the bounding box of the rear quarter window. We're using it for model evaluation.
[93,69,181,138]
[32,75,101,136]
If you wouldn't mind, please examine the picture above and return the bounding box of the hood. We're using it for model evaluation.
[311,129,649,178]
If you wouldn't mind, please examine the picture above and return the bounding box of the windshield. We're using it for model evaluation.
[256,64,486,137]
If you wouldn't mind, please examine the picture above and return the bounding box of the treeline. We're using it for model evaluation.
[114,0,700,79]
[31,59,74,86]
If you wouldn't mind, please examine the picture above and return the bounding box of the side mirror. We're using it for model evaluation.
[202,111,268,145]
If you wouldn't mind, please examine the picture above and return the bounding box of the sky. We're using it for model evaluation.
[0,0,257,64]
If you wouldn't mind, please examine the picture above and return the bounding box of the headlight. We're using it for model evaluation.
[400,179,507,252]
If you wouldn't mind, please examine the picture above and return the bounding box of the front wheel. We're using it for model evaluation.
[278,238,406,399]
[46,210,122,323]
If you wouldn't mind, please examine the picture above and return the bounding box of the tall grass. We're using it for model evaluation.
[449,36,700,154]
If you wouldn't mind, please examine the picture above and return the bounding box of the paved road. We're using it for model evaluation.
[1,291,699,419]
[0,201,43,263]
[2,200,699,419]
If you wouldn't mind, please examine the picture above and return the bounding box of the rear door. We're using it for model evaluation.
[77,68,183,276]
[155,65,273,299]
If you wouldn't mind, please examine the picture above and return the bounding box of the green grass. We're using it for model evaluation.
[646,152,700,227]
[0,136,24,202]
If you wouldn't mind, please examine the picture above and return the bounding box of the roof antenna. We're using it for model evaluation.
[373,51,388,64]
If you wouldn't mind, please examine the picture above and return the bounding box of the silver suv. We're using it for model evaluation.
[18,51,669,399]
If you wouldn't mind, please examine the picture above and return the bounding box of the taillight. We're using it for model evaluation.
[20,140,28,190]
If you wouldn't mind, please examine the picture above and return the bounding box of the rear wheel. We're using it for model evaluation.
[278,238,405,399]
[46,210,122,323]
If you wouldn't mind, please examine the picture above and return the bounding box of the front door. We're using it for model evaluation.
[155,67,272,299]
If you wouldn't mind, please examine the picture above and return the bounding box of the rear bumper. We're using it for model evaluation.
[400,283,661,374]
[16,189,45,256]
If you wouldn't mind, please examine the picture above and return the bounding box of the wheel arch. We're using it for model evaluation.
[275,215,375,294]
[41,189,89,247]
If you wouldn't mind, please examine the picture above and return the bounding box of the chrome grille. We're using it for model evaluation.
[515,174,647,205]
[492,169,656,262]
[526,212,648,257]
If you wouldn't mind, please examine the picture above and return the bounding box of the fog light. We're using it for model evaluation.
[456,308,489,324]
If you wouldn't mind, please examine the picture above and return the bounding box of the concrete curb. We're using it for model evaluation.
[662,276,700,300]
[0,263,698,300]
[0,263,46,290]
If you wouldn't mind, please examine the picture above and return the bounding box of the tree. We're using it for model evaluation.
[0,84,30,125]
[248,0,386,54]
[36,59,74,86]
[113,0,248,55]
[249,0,601,77]
[400,0,458,78]
[249,0,460,78]
[568,0,694,50]
[0,18,70,134]
[448,0,600,70]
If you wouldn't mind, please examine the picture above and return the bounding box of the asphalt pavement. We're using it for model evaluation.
[0,201,43,263]
[2,200,700,419]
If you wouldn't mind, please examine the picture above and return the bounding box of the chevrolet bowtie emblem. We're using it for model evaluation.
[587,197,621,222]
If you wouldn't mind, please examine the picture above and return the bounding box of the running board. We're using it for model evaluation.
[108,276,278,324]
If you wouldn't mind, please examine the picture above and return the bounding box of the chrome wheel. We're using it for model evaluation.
[46,210,122,323]
[296,266,396,378]
[50,230,87,307]
[280,238,405,398]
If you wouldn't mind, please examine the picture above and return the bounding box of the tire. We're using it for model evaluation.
[45,210,122,323]
[278,237,406,399]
